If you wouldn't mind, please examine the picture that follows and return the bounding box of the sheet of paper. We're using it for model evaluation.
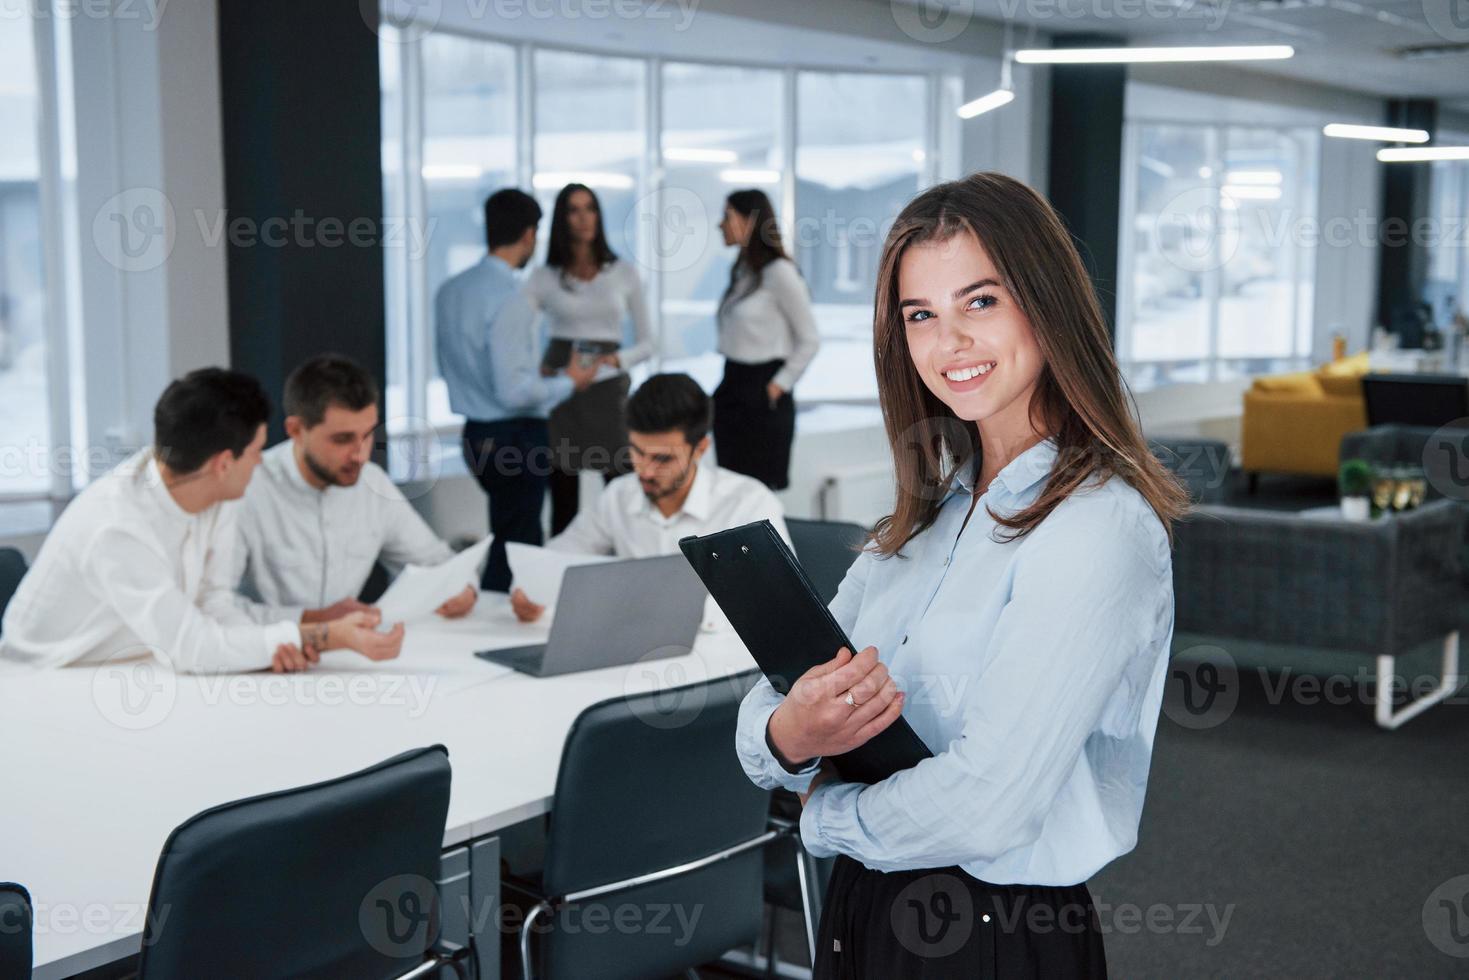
[375,536,493,624]
[505,542,614,606]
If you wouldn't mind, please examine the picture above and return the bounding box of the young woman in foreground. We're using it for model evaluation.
[737,172,1188,978]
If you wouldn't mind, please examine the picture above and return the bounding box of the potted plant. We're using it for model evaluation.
[1338,458,1372,520]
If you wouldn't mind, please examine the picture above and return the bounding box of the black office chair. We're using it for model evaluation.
[0,882,32,980]
[136,745,470,980]
[507,672,776,980]
[1361,373,1469,428]
[786,518,866,605]
[0,548,27,623]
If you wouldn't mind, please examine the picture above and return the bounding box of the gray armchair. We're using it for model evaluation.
[1172,498,1465,728]
[1148,436,1231,505]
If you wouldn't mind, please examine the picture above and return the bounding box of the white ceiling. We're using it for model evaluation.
[894,0,1469,113]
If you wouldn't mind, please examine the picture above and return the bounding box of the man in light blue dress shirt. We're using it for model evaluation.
[435,189,599,591]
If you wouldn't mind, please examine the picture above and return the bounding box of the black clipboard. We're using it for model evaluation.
[679,520,931,784]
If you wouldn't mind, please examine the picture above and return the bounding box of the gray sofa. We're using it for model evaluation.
[1169,498,1463,728]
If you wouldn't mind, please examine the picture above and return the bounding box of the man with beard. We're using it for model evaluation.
[509,372,789,623]
[232,354,478,625]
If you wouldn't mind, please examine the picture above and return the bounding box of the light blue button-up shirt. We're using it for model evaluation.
[435,255,573,422]
[735,435,1176,886]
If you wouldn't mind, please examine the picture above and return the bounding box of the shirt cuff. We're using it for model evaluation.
[740,699,821,792]
[771,368,799,392]
[799,780,863,860]
[261,621,301,666]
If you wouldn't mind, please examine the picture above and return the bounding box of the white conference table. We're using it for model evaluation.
[1,595,758,978]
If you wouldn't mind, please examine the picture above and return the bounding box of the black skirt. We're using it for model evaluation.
[541,338,631,476]
[712,357,795,491]
[813,856,1108,979]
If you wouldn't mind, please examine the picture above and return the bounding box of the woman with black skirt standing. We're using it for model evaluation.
[528,183,654,534]
[735,173,1188,977]
[713,190,820,491]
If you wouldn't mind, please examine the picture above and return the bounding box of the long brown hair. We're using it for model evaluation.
[869,171,1188,557]
[719,189,791,312]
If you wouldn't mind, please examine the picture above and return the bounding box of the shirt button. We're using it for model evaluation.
[942,556,950,566]
[982,914,991,923]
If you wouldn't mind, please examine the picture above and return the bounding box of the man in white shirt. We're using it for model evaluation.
[510,372,790,622]
[0,369,402,674]
[232,355,477,624]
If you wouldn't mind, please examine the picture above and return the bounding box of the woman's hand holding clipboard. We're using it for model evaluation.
[679,520,932,784]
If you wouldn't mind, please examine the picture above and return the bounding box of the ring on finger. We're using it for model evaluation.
[844,690,863,708]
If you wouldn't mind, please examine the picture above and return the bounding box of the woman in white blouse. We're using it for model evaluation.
[735,172,1189,977]
[526,183,654,534]
[714,190,820,491]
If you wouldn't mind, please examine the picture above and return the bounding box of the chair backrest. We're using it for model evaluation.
[0,548,28,624]
[0,882,32,980]
[1340,424,1469,502]
[786,518,867,605]
[538,672,770,980]
[137,746,452,980]
[1361,374,1469,429]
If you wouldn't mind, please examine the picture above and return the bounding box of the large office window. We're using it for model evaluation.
[795,71,927,402]
[1119,121,1317,388]
[659,62,782,370]
[532,50,644,266]
[380,27,949,426]
[0,16,49,496]
[1429,155,1468,326]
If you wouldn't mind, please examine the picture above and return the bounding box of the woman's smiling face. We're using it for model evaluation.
[898,230,1046,428]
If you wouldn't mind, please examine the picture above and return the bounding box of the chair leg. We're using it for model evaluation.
[520,903,550,980]
[1245,471,1259,494]
[794,847,818,967]
[1375,632,1461,729]
[762,906,779,978]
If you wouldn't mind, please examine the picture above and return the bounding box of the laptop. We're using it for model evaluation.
[475,554,708,677]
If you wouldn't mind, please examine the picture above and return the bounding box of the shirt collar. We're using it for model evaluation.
[270,441,323,496]
[948,435,1059,501]
[142,450,195,523]
[625,460,713,523]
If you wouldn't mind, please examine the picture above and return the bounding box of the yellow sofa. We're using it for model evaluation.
[1241,352,1370,481]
